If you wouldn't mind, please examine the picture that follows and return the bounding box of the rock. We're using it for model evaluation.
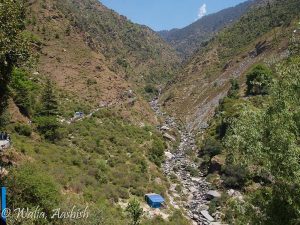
[164,152,174,159]
[0,168,8,177]
[227,189,235,197]
[161,125,170,131]
[201,210,215,222]
[206,190,221,199]
[189,187,197,193]
[163,133,176,142]
[193,214,199,220]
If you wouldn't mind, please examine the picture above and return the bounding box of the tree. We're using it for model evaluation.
[0,0,29,116]
[224,57,300,224]
[40,79,59,116]
[10,68,35,117]
[246,64,273,96]
[126,199,143,225]
[36,79,60,141]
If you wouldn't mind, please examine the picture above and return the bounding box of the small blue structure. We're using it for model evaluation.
[145,193,165,208]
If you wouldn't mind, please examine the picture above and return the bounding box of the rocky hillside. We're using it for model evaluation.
[159,0,259,58]
[161,0,300,132]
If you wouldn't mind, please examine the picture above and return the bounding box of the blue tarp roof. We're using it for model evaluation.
[146,194,165,203]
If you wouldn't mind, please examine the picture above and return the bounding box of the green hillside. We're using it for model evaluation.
[1,0,300,224]
[162,0,300,131]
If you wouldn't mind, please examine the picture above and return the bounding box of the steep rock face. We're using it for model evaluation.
[159,0,259,58]
[162,0,300,131]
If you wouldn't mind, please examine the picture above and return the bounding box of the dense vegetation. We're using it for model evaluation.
[0,0,29,116]
[197,33,300,224]
[223,57,300,225]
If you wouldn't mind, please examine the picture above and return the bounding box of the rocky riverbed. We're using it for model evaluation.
[150,98,222,225]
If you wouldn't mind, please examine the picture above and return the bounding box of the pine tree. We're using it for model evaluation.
[40,79,59,116]
[36,79,60,142]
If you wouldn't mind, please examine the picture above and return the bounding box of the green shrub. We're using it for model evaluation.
[148,137,165,166]
[222,164,249,189]
[227,78,240,99]
[5,164,61,215]
[144,84,158,95]
[201,138,222,158]
[35,116,61,141]
[15,124,32,136]
[246,64,273,96]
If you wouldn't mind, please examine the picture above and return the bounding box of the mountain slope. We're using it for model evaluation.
[161,0,300,131]
[0,1,190,224]
[56,0,180,85]
[26,0,181,123]
[159,0,259,58]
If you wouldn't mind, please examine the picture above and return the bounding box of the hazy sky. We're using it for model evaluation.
[100,0,247,31]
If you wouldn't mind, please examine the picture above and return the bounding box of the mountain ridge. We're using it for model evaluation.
[158,0,259,58]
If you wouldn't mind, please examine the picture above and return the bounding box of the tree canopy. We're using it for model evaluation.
[0,0,29,115]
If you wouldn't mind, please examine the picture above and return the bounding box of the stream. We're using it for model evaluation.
[150,97,222,225]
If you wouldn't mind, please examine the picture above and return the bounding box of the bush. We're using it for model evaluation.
[5,164,61,215]
[144,84,158,95]
[227,78,240,99]
[148,137,165,166]
[246,64,273,96]
[35,116,61,141]
[15,124,32,136]
[201,138,223,158]
[222,164,249,189]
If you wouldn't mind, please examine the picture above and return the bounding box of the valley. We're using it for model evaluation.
[151,97,215,225]
[0,0,300,224]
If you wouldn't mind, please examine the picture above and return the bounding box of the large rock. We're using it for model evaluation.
[200,210,214,222]
[164,152,174,160]
[206,190,221,200]
[161,125,170,131]
[163,133,176,142]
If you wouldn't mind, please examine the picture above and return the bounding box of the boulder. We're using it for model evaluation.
[227,189,235,197]
[164,152,174,160]
[206,190,221,200]
[161,125,170,131]
[200,210,214,222]
[163,133,176,142]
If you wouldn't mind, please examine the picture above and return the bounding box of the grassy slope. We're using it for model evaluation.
[162,0,300,131]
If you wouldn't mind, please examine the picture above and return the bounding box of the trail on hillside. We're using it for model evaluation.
[150,98,221,225]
